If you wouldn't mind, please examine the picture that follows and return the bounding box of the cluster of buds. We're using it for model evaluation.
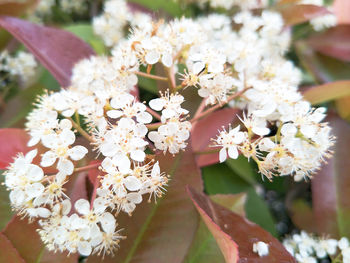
[3,0,335,257]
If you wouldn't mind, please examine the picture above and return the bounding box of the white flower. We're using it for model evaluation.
[213,125,246,162]
[253,241,269,257]
[148,119,191,155]
[41,128,88,175]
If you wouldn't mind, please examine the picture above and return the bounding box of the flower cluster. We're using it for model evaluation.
[0,50,37,84]
[175,0,268,10]
[93,0,152,47]
[31,0,88,22]
[3,0,335,257]
[297,0,337,31]
[283,231,350,263]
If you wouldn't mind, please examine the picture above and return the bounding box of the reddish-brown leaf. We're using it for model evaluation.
[0,0,37,16]
[312,113,350,238]
[0,232,25,263]
[0,16,95,87]
[191,108,239,167]
[87,146,203,263]
[0,128,32,169]
[2,216,78,263]
[277,4,329,26]
[188,187,297,263]
[306,26,350,62]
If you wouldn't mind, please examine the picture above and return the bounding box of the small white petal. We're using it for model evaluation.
[68,146,88,161]
[27,164,44,181]
[78,241,92,256]
[57,159,74,175]
[228,146,239,159]
[149,98,165,111]
[219,148,227,163]
[74,199,90,215]
[130,150,145,162]
[41,151,57,167]
[145,50,160,65]
[124,176,142,191]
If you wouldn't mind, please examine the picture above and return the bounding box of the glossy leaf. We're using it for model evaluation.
[1,216,78,263]
[188,187,297,263]
[203,163,277,236]
[191,108,239,167]
[277,4,329,26]
[335,96,350,120]
[226,156,257,186]
[0,174,12,230]
[0,233,25,263]
[0,0,37,16]
[306,26,350,62]
[0,16,95,87]
[0,83,45,128]
[87,146,203,263]
[312,114,350,238]
[0,128,32,169]
[303,80,350,105]
[184,193,246,263]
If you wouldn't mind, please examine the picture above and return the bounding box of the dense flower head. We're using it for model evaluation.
[4,0,336,257]
[283,231,350,263]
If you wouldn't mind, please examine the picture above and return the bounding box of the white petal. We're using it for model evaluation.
[99,212,116,233]
[25,149,38,163]
[228,146,239,159]
[115,154,131,174]
[37,207,51,218]
[161,53,173,67]
[127,192,142,204]
[74,199,90,215]
[151,162,160,177]
[219,148,227,163]
[78,241,92,256]
[107,110,123,119]
[59,129,75,146]
[136,112,152,124]
[41,151,57,167]
[27,164,44,181]
[124,176,142,191]
[149,98,165,111]
[68,146,88,161]
[25,182,44,199]
[130,150,145,162]
[145,50,160,65]
[57,159,74,175]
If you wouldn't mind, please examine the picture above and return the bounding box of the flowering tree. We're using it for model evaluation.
[0,0,350,262]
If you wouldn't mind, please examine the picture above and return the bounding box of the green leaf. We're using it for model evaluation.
[303,80,350,105]
[0,83,45,128]
[203,163,277,236]
[64,24,106,55]
[128,0,190,17]
[0,173,12,230]
[226,155,257,185]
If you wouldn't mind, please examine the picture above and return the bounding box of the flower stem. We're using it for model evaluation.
[68,117,94,143]
[146,106,161,121]
[74,162,100,173]
[135,71,168,82]
[146,122,162,130]
[190,88,250,124]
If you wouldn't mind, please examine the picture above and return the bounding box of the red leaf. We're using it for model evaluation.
[1,216,78,263]
[0,16,95,87]
[188,187,297,263]
[312,113,350,238]
[86,160,102,206]
[87,146,203,263]
[277,4,330,26]
[306,26,350,62]
[0,233,25,263]
[0,128,31,169]
[191,108,239,167]
[333,0,350,25]
[0,0,37,17]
